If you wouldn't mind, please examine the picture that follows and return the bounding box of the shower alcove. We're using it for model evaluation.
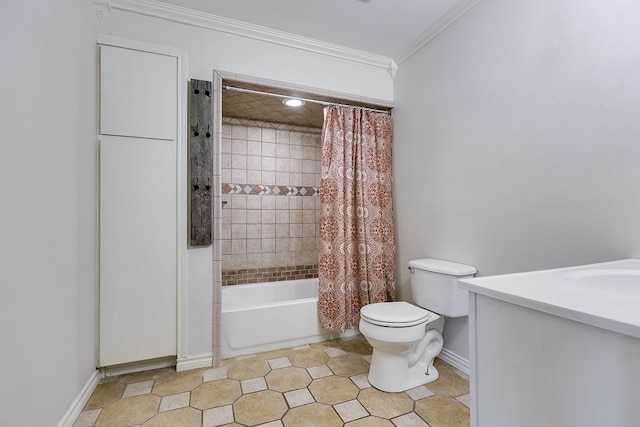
[211,71,393,363]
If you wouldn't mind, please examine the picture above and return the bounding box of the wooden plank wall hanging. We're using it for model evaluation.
[188,79,212,247]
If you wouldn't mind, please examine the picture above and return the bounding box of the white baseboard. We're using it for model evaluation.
[101,356,177,377]
[57,369,101,427]
[438,347,470,375]
[176,353,213,372]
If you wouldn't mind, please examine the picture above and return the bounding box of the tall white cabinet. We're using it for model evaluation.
[98,44,179,367]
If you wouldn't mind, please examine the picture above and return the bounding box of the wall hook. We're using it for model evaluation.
[194,88,200,94]
[193,178,199,190]
[205,178,211,191]
[205,90,211,97]
[193,123,199,137]
[206,125,211,138]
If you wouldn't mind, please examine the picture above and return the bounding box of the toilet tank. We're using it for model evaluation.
[409,259,477,317]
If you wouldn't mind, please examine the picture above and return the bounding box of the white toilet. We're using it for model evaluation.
[359,258,476,392]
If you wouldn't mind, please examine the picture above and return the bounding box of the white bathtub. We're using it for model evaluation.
[221,278,358,358]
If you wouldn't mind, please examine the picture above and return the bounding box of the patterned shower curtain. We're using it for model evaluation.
[317,105,396,333]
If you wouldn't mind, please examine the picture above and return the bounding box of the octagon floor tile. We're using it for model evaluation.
[118,368,174,384]
[309,339,342,350]
[288,347,329,368]
[414,395,470,427]
[152,370,203,396]
[427,360,470,398]
[357,387,414,419]
[191,378,242,410]
[142,407,201,427]
[327,354,370,377]
[227,357,271,381]
[256,348,292,360]
[309,376,359,404]
[83,382,126,410]
[265,366,311,392]
[79,336,469,427]
[94,394,160,426]
[282,402,342,427]
[233,390,287,426]
[344,416,394,426]
[340,338,373,355]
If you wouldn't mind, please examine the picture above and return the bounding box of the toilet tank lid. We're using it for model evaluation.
[408,258,477,276]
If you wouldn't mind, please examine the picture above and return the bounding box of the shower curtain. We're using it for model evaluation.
[318,105,396,333]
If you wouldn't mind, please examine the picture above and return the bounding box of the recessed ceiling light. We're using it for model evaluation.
[282,98,304,107]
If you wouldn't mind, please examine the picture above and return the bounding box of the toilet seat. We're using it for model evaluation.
[360,302,437,327]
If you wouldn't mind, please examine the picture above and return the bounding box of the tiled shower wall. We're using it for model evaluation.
[221,117,321,285]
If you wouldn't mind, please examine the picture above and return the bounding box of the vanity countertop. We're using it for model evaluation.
[458,259,640,339]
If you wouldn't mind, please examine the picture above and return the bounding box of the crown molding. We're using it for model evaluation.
[95,0,112,19]
[387,59,399,80]
[100,0,392,71]
[394,0,481,65]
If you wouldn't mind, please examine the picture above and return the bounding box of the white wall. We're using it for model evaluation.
[0,1,97,425]
[97,9,394,359]
[394,0,640,360]
[96,10,393,101]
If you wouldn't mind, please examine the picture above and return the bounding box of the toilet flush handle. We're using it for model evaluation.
[408,266,415,274]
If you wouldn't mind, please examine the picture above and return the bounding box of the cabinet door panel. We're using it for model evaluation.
[99,45,177,140]
[99,135,177,366]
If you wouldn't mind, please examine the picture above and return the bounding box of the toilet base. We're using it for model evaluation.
[367,349,440,393]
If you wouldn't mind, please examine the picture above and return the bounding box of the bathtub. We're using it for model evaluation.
[221,278,358,358]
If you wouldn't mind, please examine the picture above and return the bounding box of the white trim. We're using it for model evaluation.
[96,34,190,363]
[101,0,391,70]
[387,60,399,80]
[437,347,470,375]
[212,70,223,367]
[97,33,185,58]
[394,0,482,65]
[468,292,479,427]
[96,0,481,75]
[176,353,214,372]
[215,70,393,109]
[176,43,189,362]
[101,356,177,377]
[95,0,112,19]
[57,370,101,427]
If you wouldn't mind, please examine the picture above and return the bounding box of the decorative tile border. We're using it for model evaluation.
[222,183,319,196]
[222,264,319,286]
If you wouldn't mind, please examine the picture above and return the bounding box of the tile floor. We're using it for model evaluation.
[75,336,470,427]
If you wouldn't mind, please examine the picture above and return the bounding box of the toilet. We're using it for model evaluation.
[359,258,476,392]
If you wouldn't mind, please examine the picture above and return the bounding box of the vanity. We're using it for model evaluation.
[458,259,640,427]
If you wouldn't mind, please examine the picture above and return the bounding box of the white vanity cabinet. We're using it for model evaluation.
[459,260,640,427]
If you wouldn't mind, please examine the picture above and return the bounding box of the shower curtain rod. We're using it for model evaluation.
[222,85,392,115]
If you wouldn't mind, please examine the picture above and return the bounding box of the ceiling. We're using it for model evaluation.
[222,80,390,129]
[156,0,464,128]
[222,81,327,129]
[156,0,463,58]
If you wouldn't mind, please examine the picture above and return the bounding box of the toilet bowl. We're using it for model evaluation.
[359,301,443,392]
[359,259,476,392]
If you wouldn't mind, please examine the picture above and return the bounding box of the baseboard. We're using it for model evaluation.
[438,347,470,375]
[57,369,101,427]
[176,353,213,372]
[101,356,177,377]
